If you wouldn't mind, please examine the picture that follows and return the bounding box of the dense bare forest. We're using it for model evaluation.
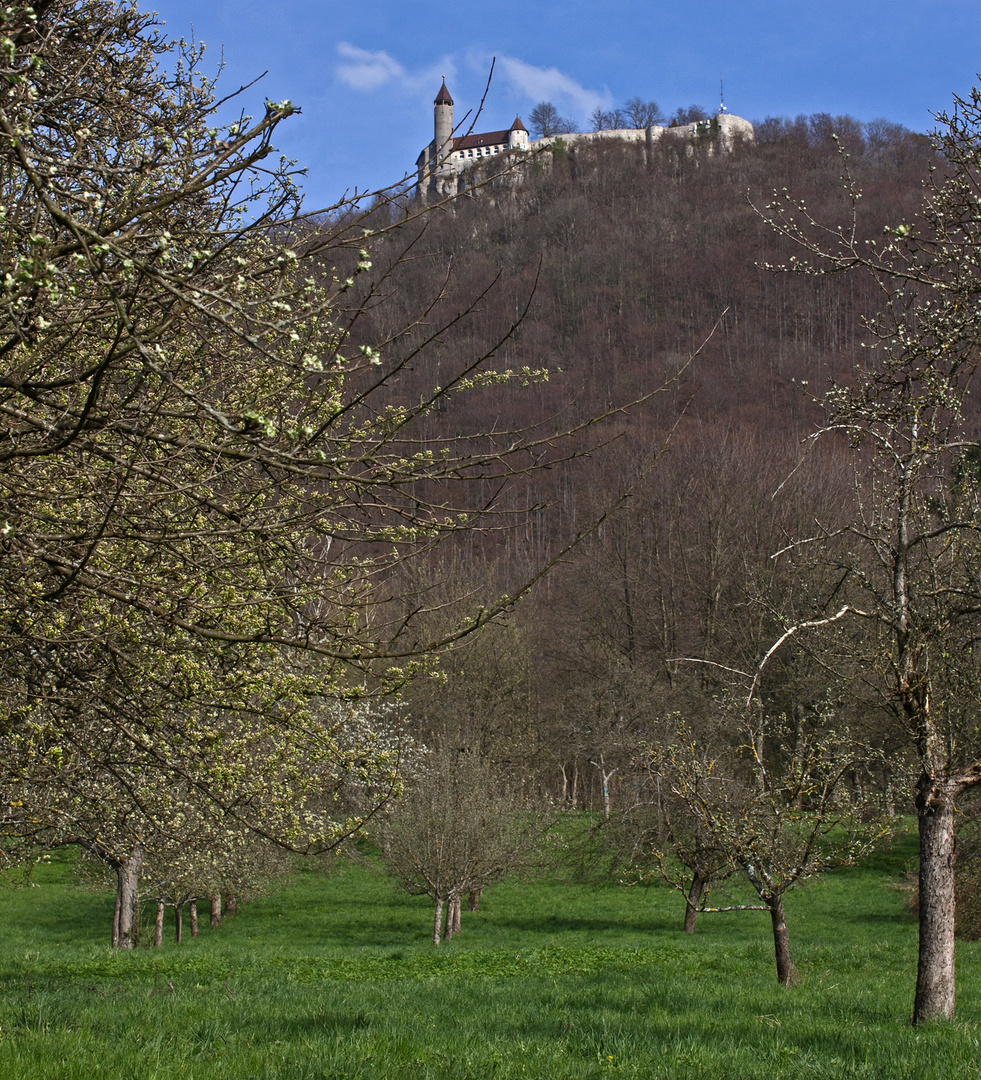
[355,116,981,1012]
[349,115,938,809]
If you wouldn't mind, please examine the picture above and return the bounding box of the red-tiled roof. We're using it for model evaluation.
[435,81,453,105]
[510,116,527,132]
[453,130,511,151]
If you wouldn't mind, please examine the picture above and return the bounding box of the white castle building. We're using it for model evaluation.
[416,79,754,200]
[415,80,530,196]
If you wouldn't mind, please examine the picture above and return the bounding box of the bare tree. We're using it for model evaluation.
[380,748,548,944]
[529,101,578,139]
[670,105,709,126]
[529,101,562,138]
[590,106,627,131]
[648,709,886,985]
[625,97,666,128]
[590,106,609,131]
[756,84,981,1021]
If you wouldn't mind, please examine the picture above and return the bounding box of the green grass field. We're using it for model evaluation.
[1,830,979,1079]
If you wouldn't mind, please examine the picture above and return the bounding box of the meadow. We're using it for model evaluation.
[1,831,980,1079]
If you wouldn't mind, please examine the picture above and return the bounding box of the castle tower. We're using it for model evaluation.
[434,79,454,165]
[508,116,529,150]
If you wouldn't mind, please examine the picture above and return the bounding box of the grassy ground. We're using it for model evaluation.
[0,830,979,1078]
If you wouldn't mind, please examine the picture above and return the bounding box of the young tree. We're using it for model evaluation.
[758,85,981,1020]
[648,709,885,985]
[637,765,737,935]
[380,748,547,944]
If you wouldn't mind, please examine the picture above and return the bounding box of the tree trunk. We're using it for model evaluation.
[209,894,222,928]
[225,893,238,917]
[882,762,896,816]
[769,896,798,987]
[591,754,616,820]
[443,896,455,942]
[153,900,164,947]
[189,898,199,937]
[174,901,183,945]
[684,874,706,934]
[446,893,461,938]
[914,777,957,1022]
[111,886,121,948]
[115,845,142,949]
[432,896,445,946]
[467,889,482,912]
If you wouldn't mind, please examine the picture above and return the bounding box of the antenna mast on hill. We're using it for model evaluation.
[719,75,727,114]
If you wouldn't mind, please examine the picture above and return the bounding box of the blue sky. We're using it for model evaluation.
[152,0,981,210]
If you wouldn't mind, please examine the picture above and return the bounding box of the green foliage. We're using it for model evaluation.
[0,2,592,876]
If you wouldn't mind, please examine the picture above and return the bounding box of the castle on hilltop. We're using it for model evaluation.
[415,80,530,190]
[416,80,754,201]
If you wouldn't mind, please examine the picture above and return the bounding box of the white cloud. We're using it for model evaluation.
[336,44,404,91]
[495,56,611,119]
[336,43,454,94]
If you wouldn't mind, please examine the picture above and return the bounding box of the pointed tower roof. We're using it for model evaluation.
[510,116,528,132]
[435,80,453,106]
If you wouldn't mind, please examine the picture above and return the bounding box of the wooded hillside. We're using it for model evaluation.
[348,116,938,809]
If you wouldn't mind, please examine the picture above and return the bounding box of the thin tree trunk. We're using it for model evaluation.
[684,874,706,934]
[432,896,445,946]
[174,901,183,945]
[883,763,896,817]
[769,896,798,987]
[210,894,222,928]
[601,768,612,819]
[467,889,482,912]
[153,900,164,947]
[914,777,957,1022]
[189,899,199,938]
[225,893,238,917]
[115,844,142,949]
[591,754,616,820]
[111,887,121,948]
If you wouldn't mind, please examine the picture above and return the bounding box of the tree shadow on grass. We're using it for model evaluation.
[487,913,675,936]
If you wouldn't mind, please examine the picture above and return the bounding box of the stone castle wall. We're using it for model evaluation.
[416,84,754,202]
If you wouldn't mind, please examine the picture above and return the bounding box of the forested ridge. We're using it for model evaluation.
[369,115,933,434]
[353,114,939,805]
